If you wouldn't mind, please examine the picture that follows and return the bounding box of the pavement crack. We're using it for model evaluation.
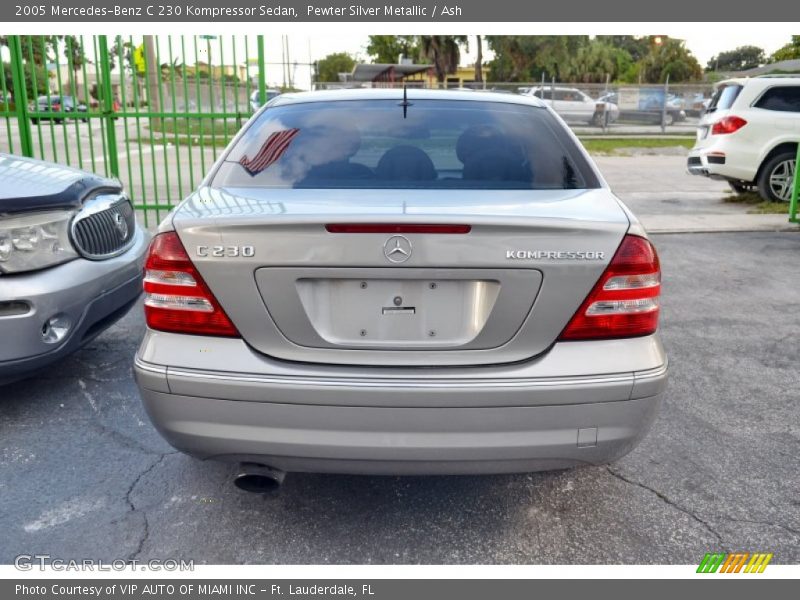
[129,512,150,563]
[606,466,724,546]
[125,453,175,561]
[720,517,800,538]
[88,420,163,456]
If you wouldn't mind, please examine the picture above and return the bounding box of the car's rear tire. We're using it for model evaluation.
[757,151,797,202]
[662,112,675,126]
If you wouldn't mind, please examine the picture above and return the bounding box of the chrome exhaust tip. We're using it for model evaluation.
[233,463,286,494]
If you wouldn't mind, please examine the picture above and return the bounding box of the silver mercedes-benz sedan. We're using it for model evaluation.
[1,154,148,385]
[134,89,667,491]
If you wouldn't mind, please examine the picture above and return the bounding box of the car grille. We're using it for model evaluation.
[71,195,136,259]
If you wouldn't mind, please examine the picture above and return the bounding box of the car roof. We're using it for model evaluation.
[715,76,800,89]
[270,87,547,109]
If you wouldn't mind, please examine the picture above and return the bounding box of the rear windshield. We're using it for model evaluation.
[707,84,743,112]
[213,99,599,190]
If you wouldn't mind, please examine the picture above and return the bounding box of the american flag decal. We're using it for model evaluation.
[239,128,300,176]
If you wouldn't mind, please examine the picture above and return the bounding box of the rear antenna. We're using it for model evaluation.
[399,84,412,119]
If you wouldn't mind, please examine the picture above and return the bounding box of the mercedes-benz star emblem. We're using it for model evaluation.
[383,235,412,263]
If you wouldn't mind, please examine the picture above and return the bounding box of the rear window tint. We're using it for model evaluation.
[213,99,599,190]
[754,86,800,112]
[708,84,743,112]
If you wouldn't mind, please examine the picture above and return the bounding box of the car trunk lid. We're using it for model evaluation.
[171,186,630,366]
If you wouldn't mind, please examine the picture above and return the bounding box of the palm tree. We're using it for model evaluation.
[474,35,483,84]
[419,36,468,85]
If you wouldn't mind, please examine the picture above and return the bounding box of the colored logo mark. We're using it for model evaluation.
[697,552,773,573]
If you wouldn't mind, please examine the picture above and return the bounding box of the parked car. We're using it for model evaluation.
[87,97,122,120]
[249,89,281,112]
[0,154,148,385]
[134,89,667,492]
[687,76,800,201]
[524,86,619,125]
[686,92,711,118]
[598,91,687,125]
[30,95,88,124]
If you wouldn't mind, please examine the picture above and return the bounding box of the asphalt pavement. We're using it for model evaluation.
[1,232,798,565]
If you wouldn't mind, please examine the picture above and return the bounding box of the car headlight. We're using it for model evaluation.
[0,210,78,274]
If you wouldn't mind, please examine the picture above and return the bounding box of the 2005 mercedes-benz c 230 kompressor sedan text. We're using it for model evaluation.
[134,89,668,491]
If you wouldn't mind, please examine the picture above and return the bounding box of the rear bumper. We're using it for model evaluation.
[687,154,730,178]
[135,333,667,475]
[138,387,663,475]
[687,141,758,182]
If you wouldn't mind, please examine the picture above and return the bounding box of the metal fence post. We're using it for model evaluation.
[257,35,267,105]
[602,73,610,133]
[8,35,34,157]
[789,142,799,224]
[97,35,119,178]
[661,74,670,134]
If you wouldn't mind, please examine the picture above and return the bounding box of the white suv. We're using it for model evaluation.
[688,76,800,202]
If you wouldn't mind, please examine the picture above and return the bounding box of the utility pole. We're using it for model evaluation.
[284,36,292,89]
[281,35,287,89]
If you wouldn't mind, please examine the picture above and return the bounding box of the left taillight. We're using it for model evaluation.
[559,235,661,341]
[143,232,239,337]
[711,115,747,135]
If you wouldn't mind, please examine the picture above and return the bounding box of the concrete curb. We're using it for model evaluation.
[640,213,799,234]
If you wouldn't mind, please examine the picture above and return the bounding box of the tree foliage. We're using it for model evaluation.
[366,35,420,63]
[2,62,49,100]
[486,36,588,82]
[706,45,765,71]
[486,35,702,83]
[365,35,469,82]
[769,35,800,63]
[61,35,87,72]
[108,39,135,73]
[571,40,634,83]
[419,36,469,82]
[595,36,651,62]
[0,35,60,66]
[316,52,356,82]
[637,38,703,83]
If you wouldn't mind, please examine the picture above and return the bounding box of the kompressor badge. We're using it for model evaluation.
[506,250,606,260]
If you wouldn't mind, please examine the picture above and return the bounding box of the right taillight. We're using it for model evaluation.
[559,235,661,341]
[711,115,747,135]
[143,232,239,337]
